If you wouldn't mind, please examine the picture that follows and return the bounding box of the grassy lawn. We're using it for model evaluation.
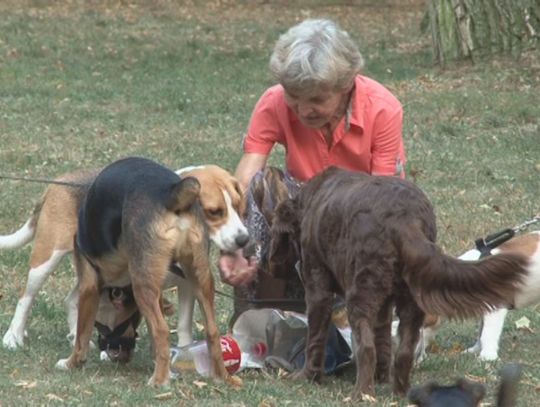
[1,1,539,405]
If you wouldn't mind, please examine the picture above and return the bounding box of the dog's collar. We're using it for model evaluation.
[474,228,515,258]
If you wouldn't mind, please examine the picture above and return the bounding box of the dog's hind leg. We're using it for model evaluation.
[478,308,508,361]
[374,298,393,383]
[393,288,424,397]
[346,272,389,400]
[292,260,334,384]
[64,284,80,346]
[3,248,70,349]
[56,252,99,370]
[193,270,240,385]
[131,267,171,387]
[175,279,195,347]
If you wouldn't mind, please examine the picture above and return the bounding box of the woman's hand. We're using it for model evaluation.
[218,249,258,287]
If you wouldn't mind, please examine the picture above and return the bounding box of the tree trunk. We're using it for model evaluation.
[428,0,540,65]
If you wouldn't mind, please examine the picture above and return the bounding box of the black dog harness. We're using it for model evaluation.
[92,264,185,353]
[94,285,141,353]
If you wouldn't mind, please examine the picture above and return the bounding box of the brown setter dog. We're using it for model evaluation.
[268,166,528,401]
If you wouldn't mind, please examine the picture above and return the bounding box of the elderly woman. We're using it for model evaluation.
[220,19,406,314]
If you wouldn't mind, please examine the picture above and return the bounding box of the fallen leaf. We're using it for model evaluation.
[195,321,205,332]
[154,391,173,400]
[277,368,288,378]
[465,374,486,383]
[14,381,37,389]
[46,394,64,401]
[193,380,208,389]
[361,393,377,403]
[515,316,531,330]
[259,398,276,407]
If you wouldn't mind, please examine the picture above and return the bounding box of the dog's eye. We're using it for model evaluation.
[206,208,224,218]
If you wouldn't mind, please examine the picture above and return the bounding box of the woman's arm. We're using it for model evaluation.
[234,152,269,191]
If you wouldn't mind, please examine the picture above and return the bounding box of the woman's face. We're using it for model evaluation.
[284,87,347,129]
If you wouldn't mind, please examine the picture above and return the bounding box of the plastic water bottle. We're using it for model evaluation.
[170,334,268,377]
[231,309,270,370]
[170,335,242,377]
[234,335,267,371]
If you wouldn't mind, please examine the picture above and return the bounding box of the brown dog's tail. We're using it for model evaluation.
[398,224,528,320]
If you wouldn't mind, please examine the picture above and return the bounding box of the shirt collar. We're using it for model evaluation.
[347,75,364,131]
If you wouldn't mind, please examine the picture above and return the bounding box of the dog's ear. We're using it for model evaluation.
[251,167,289,226]
[166,176,201,214]
[456,378,486,405]
[268,198,299,279]
[267,167,290,205]
[230,177,246,218]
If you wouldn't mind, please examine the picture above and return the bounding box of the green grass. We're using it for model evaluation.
[1,1,539,405]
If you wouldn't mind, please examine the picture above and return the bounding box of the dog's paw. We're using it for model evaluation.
[226,375,243,388]
[2,330,24,350]
[478,350,499,361]
[100,351,111,361]
[351,387,377,402]
[147,373,171,388]
[288,368,321,383]
[55,358,71,370]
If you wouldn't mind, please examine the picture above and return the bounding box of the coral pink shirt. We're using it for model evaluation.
[243,75,405,181]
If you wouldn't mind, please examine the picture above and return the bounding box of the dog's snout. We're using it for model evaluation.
[235,233,250,248]
[107,347,133,364]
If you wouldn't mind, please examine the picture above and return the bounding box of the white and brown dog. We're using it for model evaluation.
[416,230,540,362]
[1,162,248,353]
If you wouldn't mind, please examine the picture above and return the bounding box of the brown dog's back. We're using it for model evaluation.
[294,167,528,319]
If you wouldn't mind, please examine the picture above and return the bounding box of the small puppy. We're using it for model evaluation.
[408,379,486,407]
[408,363,522,407]
[55,157,238,387]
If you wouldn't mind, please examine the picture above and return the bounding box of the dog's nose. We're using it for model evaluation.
[235,233,250,248]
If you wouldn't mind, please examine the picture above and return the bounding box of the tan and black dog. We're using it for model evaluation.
[2,164,248,356]
[53,157,239,386]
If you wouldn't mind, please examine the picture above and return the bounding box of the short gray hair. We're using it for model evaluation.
[269,19,364,96]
